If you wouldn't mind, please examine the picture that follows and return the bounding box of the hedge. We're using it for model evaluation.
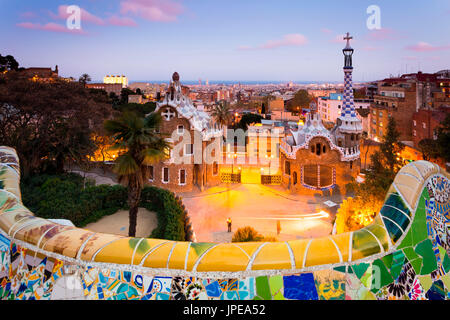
[20,173,188,241]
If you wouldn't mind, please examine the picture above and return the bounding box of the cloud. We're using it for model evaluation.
[321,28,333,34]
[240,34,308,50]
[17,22,87,34]
[50,5,105,25]
[107,15,138,27]
[120,0,184,22]
[405,42,450,52]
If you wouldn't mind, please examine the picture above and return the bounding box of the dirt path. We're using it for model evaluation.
[84,208,157,238]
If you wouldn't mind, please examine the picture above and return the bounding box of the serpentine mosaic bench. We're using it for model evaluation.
[0,146,449,300]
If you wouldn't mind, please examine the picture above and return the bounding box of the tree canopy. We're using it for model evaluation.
[286,89,311,112]
[0,72,112,176]
[0,54,19,72]
[236,113,263,130]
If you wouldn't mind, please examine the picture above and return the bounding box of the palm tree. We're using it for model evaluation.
[79,73,91,87]
[104,111,170,237]
[210,100,232,139]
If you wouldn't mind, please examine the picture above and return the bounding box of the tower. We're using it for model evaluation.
[333,32,362,153]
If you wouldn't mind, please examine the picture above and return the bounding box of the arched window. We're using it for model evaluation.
[213,162,218,175]
[285,161,291,175]
[323,145,326,154]
[316,143,321,156]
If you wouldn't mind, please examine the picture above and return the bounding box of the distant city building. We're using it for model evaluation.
[85,83,122,96]
[412,106,450,148]
[280,33,362,193]
[103,75,128,88]
[318,93,370,124]
[370,71,450,142]
[20,65,59,82]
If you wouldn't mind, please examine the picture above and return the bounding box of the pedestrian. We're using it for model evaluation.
[227,217,232,233]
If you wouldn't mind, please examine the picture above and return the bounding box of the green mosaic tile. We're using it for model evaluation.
[254,276,271,300]
[443,253,450,274]
[360,265,373,289]
[384,193,411,217]
[382,217,404,244]
[409,257,423,275]
[389,251,405,280]
[397,229,413,250]
[442,274,450,291]
[352,229,382,257]
[268,275,283,297]
[380,204,410,231]
[352,262,370,280]
[410,190,429,246]
[333,266,346,273]
[415,239,438,275]
[370,259,394,293]
[402,246,420,263]
[381,254,393,269]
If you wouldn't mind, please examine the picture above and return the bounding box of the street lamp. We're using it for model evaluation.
[228,152,237,174]
[265,154,275,175]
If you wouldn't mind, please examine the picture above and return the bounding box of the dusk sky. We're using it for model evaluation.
[1,0,449,82]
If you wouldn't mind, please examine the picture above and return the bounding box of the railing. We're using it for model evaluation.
[0,145,449,300]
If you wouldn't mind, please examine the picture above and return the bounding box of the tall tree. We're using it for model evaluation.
[418,138,440,161]
[210,100,232,138]
[0,54,19,72]
[78,73,91,86]
[436,113,450,162]
[286,89,311,112]
[237,113,263,130]
[0,73,111,176]
[361,116,404,200]
[104,111,170,237]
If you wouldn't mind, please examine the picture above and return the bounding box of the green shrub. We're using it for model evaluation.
[21,173,187,240]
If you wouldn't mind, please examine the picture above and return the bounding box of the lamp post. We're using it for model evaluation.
[265,154,275,175]
[228,152,237,174]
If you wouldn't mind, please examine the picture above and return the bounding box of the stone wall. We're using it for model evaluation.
[1,146,449,300]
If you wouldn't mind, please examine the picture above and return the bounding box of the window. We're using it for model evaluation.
[213,162,218,175]
[162,167,169,183]
[316,143,321,156]
[185,144,193,156]
[413,130,416,137]
[293,172,298,185]
[177,125,184,134]
[179,169,186,185]
[422,122,426,129]
[149,166,154,182]
[413,120,416,127]
[323,145,326,154]
[285,161,291,175]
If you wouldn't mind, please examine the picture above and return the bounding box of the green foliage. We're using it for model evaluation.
[286,89,311,112]
[231,226,276,243]
[21,173,126,227]
[236,113,263,130]
[436,113,450,162]
[418,138,440,161]
[20,173,187,241]
[142,187,186,241]
[0,54,19,72]
[353,116,404,202]
[113,102,156,117]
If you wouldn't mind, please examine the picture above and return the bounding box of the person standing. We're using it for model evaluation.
[227,217,232,233]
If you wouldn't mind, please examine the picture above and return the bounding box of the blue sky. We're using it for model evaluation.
[1,0,449,82]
